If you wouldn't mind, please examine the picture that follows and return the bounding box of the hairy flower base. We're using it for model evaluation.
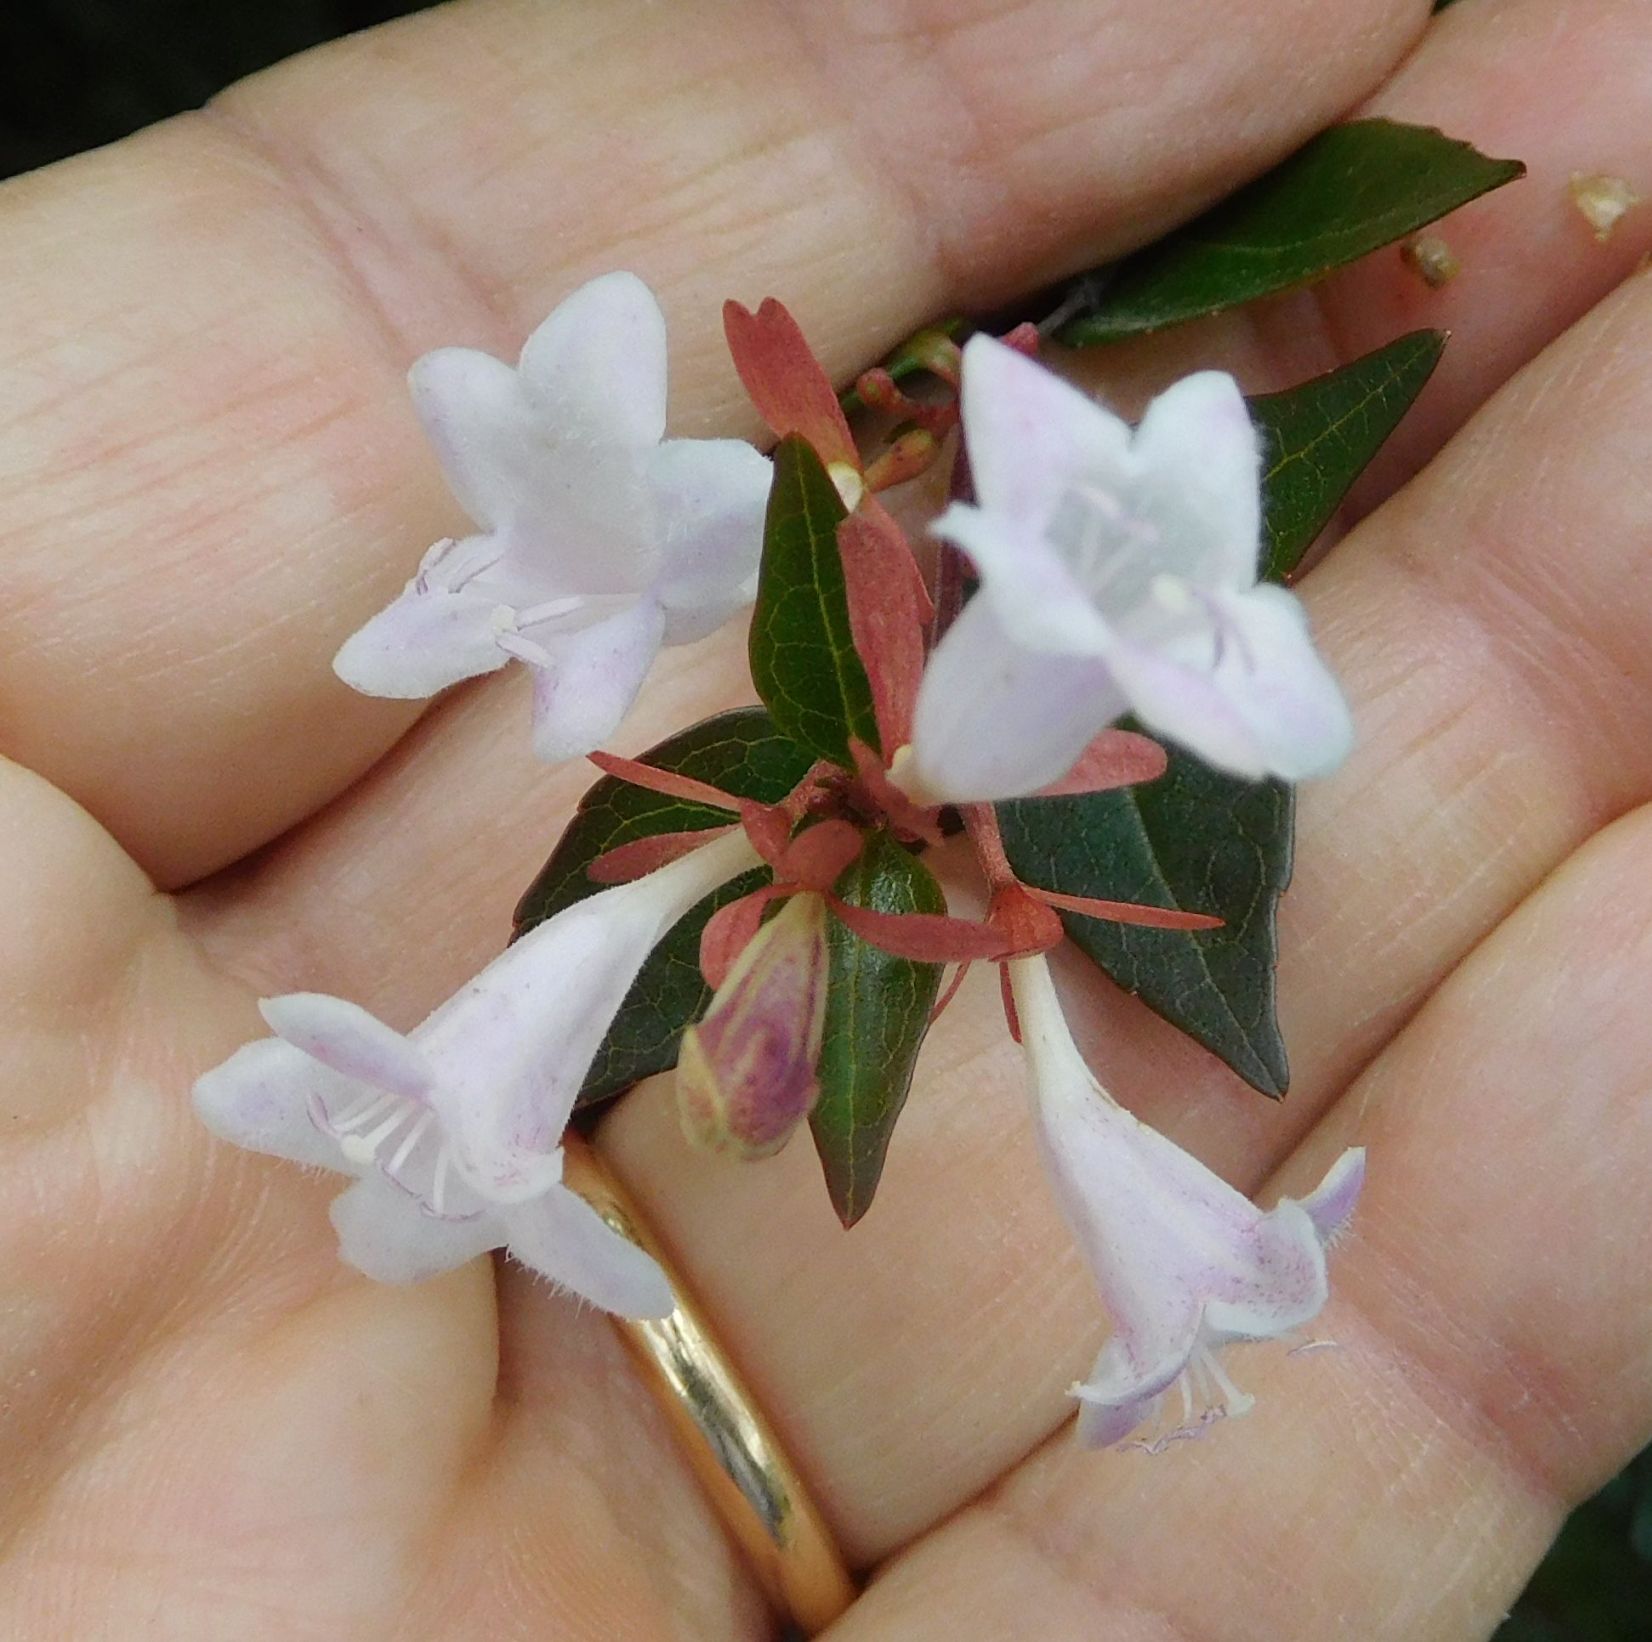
[1009,955,1364,1450]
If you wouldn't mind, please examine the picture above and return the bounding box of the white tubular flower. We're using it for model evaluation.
[194,829,760,1314]
[335,272,772,761]
[1009,955,1365,1451]
[910,335,1353,802]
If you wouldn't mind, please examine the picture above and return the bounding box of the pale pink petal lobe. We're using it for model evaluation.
[260,993,433,1100]
[517,270,669,449]
[333,584,508,699]
[524,599,668,762]
[506,1184,675,1318]
[330,1175,499,1284]
[193,1038,351,1171]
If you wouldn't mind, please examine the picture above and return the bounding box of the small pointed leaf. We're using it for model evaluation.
[514,708,816,1106]
[1058,120,1522,345]
[1255,329,1446,580]
[810,832,945,1225]
[749,434,881,766]
[998,757,1294,1096]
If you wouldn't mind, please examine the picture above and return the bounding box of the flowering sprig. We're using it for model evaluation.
[193,112,1528,1448]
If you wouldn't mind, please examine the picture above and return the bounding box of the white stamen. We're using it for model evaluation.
[339,1108,408,1167]
[514,595,587,629]
[388,1110,435,1175]
[1201,1347,1255,1420]
[330,1091,396,1134]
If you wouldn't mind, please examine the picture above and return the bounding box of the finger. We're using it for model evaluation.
[0,769,762,1638]
[0,0,1428,886]
[189,3,1652,1562]
[1077,0,1652,519]
[828,800,1652,1642]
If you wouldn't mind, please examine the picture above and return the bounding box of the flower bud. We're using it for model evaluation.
[677,891,830,1158]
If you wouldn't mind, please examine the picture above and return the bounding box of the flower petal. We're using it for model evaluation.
[1201,1200,1330,1341]
[418,828,762,1200]
[329,1174,499,1283]
[1071,1330,1198,1449]
[1295,1146,1367,1243]
[506,1183,675,1317]
[645,437,771,642]
[1132,371,1262,588]
[333,580,508,699]
[193,1038,351,1172]
[517,271,669,450]
[931,504,1113,653]
[522,598,667,762]
[1107,583,1352,781]
[409,348,549,533]
[911,597,1125,802]
[958,333,1132,525]
[259,993,433,1100]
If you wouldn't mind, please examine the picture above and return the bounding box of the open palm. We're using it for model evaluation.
[4,1,1652,1635]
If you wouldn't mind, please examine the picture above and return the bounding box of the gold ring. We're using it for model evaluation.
[562,1137,857,1635]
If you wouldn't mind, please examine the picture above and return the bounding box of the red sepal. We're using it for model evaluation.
[1033,729,1168,796]
[777,819,864,891]
[699,884,791,991]
[828,899,1007,963]
[588,750,741,813]
[723,298,857,468]
[587,826,734,885]
[929,960,973,1023]
[988,882,1065,956]
[999,964,1022,1043]
[738,801,793,870]
[838,505,928,754]
[1028,886,1223,931]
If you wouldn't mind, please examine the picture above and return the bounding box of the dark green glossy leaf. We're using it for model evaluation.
[1058,120,1522,345]
[749,434,880,766]
[998,755,1294,1096]
[513,708,816,1106]
[1254,329,1445,580]
[810,832,945,1226]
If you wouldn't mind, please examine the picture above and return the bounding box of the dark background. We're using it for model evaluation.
[1,2,1648,1635]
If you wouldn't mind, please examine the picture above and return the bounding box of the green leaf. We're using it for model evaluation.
[513,708,816,1106]
[1254,329,1446,580]
[998,756,1295,1096]
[748,434,880,766]
[810,832,945,1226]
[1058,120,1523,345]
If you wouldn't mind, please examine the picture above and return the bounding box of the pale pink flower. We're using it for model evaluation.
[1010,955,1364,1449]
[335,272,771,760]
[194,829,759,1313]
[911,335,1352,801]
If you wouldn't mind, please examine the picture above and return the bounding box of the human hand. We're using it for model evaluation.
[3,0,1652,1635]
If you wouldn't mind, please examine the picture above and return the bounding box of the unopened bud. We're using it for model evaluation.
[676,892,830,1158]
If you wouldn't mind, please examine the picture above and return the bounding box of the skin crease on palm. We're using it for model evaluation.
[6,0,1652,1633]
